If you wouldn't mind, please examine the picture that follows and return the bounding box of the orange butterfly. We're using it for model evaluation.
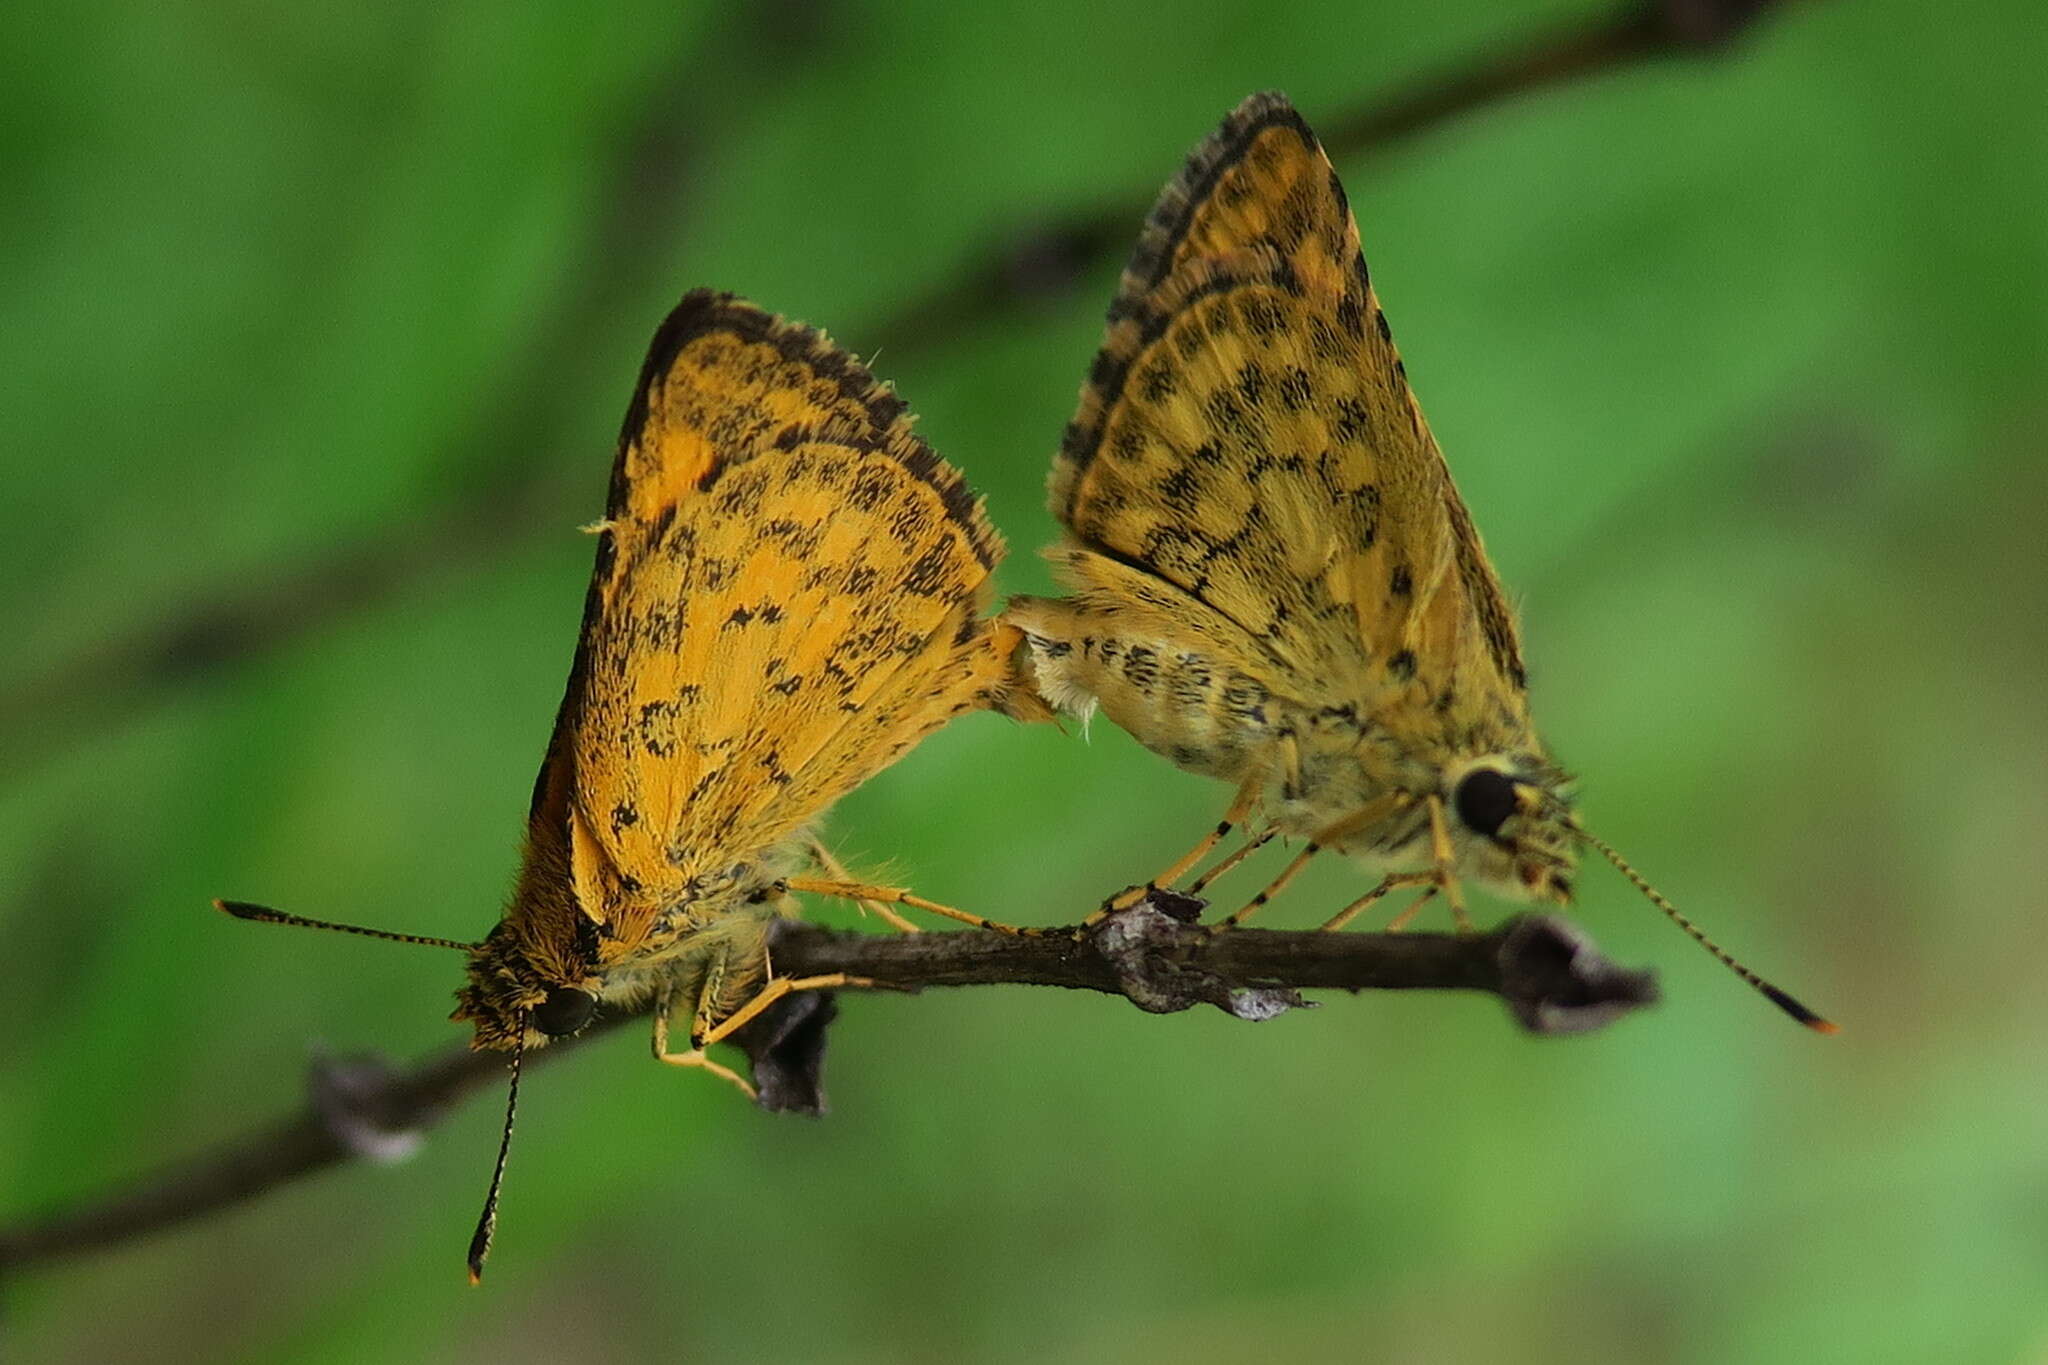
[1004,93,1832,1032]
[222,290,1040,1278]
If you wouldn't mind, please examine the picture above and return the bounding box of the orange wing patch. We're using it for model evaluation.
[527,292,1017,962]
[1026,92,1529,771]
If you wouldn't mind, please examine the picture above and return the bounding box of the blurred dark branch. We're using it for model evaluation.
[0,0,1793,770]
[0,2,829,770]
[877,0,1789,341]
[0,911,1654,1279]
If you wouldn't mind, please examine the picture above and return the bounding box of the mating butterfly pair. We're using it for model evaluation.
[222,92,1828,1280]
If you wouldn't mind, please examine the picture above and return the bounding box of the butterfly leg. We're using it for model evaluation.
[1092,767,1268,923]
[1317,874,1437,932]
[805,837,919,933]
[1186,826,1277,895]
[1381,886,1440,933]
[651,986,758,1101]
[1217,841,1321,928]
[1217,791,1414,929]
[694,971,872,1051]
[784,876,1039,936]
[1424,796,1474,932]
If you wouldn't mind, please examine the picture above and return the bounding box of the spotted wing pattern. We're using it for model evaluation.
[1012,93,1531,787]
[516,291,1017,967]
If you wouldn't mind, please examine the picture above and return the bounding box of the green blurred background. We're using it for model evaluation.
[5,0,2046,1360]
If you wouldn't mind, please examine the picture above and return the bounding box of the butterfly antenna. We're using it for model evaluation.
[467,1034,524,1284]
[214,899,477,952]
[1572,828,1838,1034]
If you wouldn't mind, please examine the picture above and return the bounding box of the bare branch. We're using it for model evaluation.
[0,911,1654,1279]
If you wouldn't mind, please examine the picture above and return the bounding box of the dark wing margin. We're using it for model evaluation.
[1053,92,1367,528]
[615,290,994,569]
[1112,91,1321,314]
[1444,481,1528,692]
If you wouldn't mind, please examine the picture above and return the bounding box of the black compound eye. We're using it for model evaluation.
[1454,768,1519,838]
[531,987,597,1037]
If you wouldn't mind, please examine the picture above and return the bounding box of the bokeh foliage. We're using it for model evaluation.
[4,1,2046,1361]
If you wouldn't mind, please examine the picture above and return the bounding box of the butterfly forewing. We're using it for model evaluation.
[558,292,1010,955]
[1033,93,1528,752]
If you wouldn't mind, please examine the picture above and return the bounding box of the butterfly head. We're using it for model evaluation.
[1444,757,1577,904]
[453,923,605,1050]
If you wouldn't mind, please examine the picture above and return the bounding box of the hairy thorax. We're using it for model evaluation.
[452,851,797,1052]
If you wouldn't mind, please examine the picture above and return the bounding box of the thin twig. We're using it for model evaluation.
[0,910,1655,1278]
[0,0,1793,769]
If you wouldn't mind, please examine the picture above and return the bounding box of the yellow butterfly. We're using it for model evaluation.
[1004,93,1831,1031]
[221,290,1039,1278]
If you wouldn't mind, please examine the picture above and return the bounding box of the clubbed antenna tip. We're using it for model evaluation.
[1762,982,1840,1035]
[1574,825,1838,1035]
[466,1036,524,1285]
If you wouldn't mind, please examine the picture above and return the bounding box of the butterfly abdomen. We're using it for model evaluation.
[1006,596,1276,783]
